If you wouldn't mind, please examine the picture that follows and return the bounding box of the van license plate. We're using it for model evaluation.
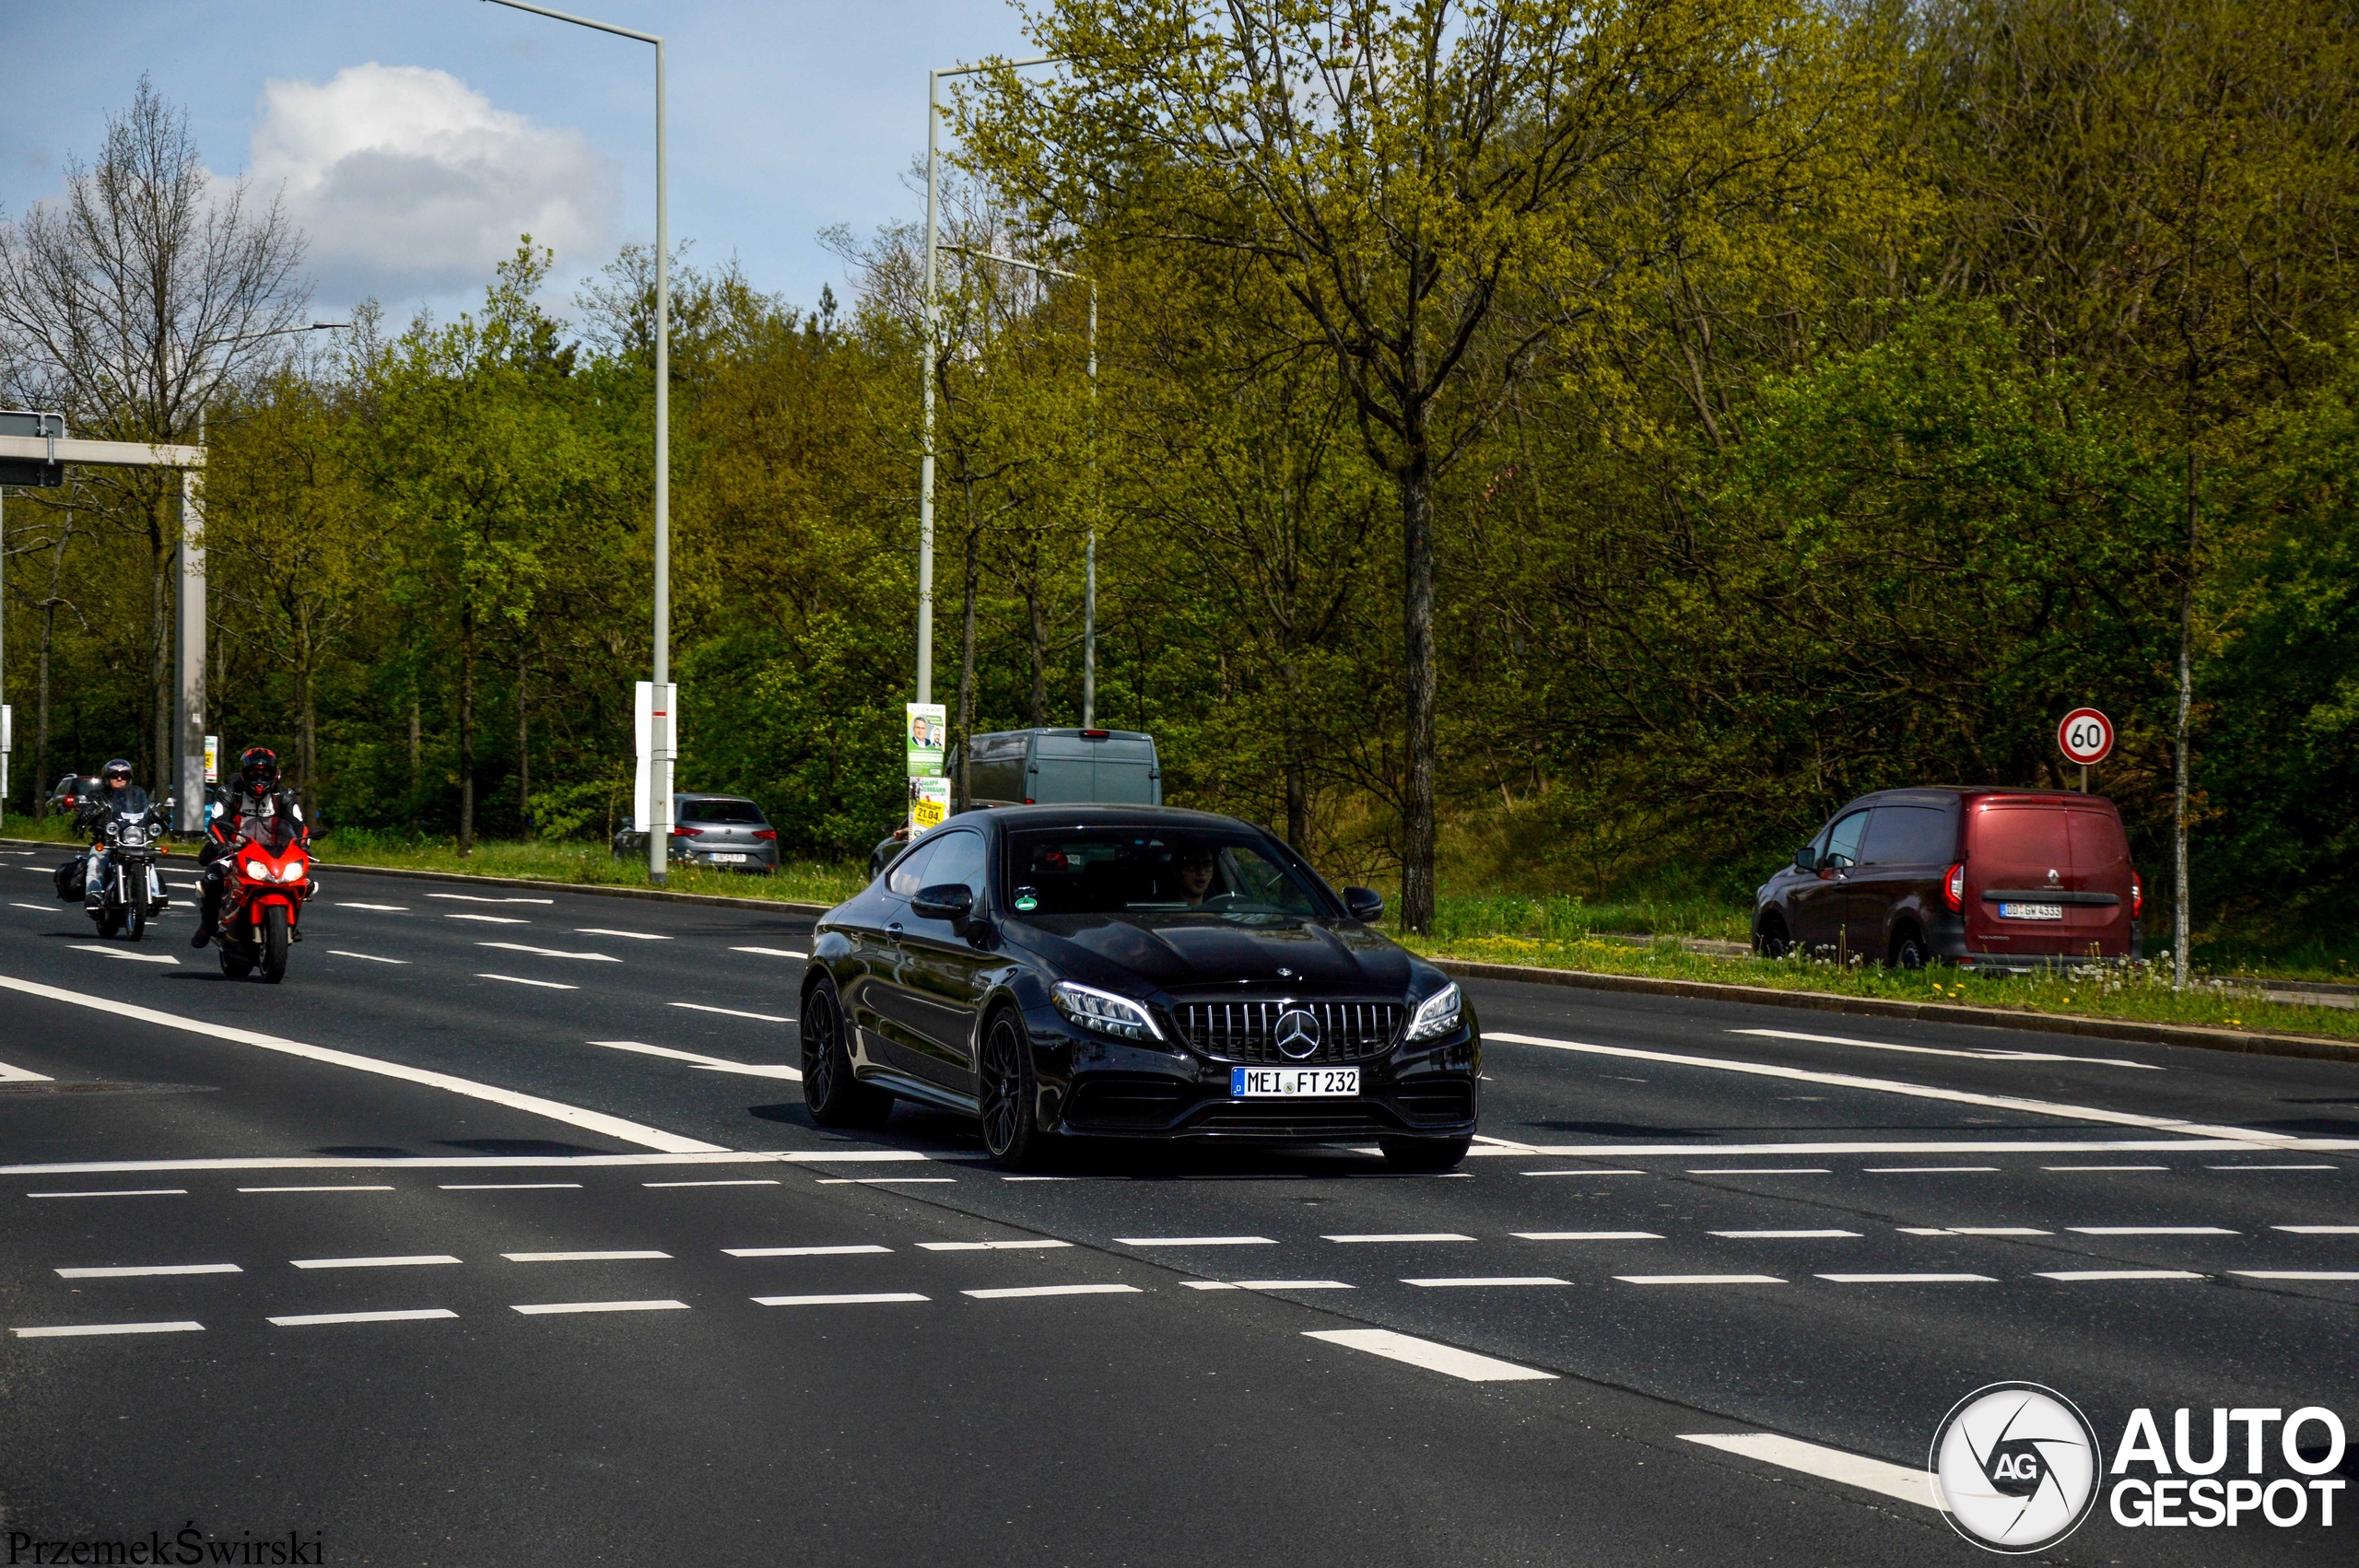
[2000,902,2064,920]
[708,852,749,863]
[1232,1067,1358,1097]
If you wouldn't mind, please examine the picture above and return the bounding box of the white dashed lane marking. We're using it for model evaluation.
[2036,1270,2205,1281]
[585,1039,801,1082]
[1901,1227,2051,1236]
[2044,1164,2168,1172]
[27,1189,187,1199]
[477,973,575,989]
[669,1001,793,1024]
[334,903,408,912]
[238,1185,394,1194]
[1618,1275,1787,1285]
[725,1245,891,1258]
[1521,1168,1648,1177]
[328,951,409,964]
[1113,1236,1275,1247]
[268,1309,456,1328]
[729,946,807,959]
[577,928,671,941]
[2068,1225,2236,1235]
[291,1256,462,1270]
[1865,1166,1999,1174]
[917,1240,1070,1252]
[1711,1229,1860,1239]
[502,1250,670,1263]
[439,1182,582,1191]
[478,942,621,962]
[754,1293,927,1306]
[1186,1281,1355,1291]
[1322,1233,1473,1244]
[2211,1164,2340,1171]
[816,1176,954,1185]
[1513,1231,1662,1241]
[962,1283,1139,1299]
[1305,1328,1555,1383]
[644,1178,780,1188]
[1817,1273,1996,1284]
[1680,1433,1943,1511]
[2277,1225,2359,1234]
[1689,1167,1831,1176]
[2232,1271,2359,1281]
[1729,1026,2158,1071]
[69,945,178,965]
[511,1299,687,1315]
[428,894,554,905]
[1403,1276,1569,1288]
[0,1058,53,1083]
[446,913,532,924]
[12,1320,205,1339]
[56,1263,240,1279]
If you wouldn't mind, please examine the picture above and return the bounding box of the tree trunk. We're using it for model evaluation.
[1025,545,1048,729]
[458,603,476,856]
[1282,658,1309,851]
[407,693,422,833]
[516,643,531,838]
[2172,450,2197,989]
[1399,447,1438,935]
[297,620,318,816]
[957,486,980,806]
[34,602,55,817]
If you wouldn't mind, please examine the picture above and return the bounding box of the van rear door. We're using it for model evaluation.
[1965,798,2131,958]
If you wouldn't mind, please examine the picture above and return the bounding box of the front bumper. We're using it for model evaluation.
[1033,1014,1482,1142]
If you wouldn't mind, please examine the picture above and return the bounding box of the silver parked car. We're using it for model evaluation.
[614,793,780,873]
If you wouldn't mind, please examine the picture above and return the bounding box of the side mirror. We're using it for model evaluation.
[1792,845,1817,872]
[910,883,975,924]
[1344,886,1384,923]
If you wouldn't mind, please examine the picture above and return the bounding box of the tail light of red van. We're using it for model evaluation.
[2131,876,2142,919]
[1943,862,1966,913]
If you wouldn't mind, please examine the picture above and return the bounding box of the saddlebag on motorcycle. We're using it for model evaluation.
[53,858,86,902]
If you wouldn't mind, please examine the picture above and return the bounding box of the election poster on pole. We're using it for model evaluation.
[905,702,948,835]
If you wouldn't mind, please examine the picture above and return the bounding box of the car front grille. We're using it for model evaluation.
[1171,999,1403,1064]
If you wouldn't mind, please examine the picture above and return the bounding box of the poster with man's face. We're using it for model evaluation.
[906,703,946,777]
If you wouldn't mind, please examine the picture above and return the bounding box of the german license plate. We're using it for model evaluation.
[2000,902,2064,920]
[1231,1067,1358,1097]
[709,852,749,863]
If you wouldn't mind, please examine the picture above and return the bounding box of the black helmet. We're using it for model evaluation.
[239,747,279,789]
[103,758,133,783]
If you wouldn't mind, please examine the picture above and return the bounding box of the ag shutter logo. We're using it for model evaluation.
[1932,1383,2105,1553]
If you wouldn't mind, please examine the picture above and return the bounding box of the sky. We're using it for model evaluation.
[1,0,1037,328]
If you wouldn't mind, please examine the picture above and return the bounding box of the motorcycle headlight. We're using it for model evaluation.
[242,859,268,879]
[279,862,307,882]
[1052,981,1164,1042]
[1405,982,1463,1043]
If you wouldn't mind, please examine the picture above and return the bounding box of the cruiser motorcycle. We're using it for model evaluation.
[80,801,174,941]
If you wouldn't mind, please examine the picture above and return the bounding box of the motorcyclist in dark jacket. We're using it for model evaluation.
[75,759,152,910]
[191,747,309,947]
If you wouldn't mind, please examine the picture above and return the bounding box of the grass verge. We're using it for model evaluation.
[1397,932,2359,1045]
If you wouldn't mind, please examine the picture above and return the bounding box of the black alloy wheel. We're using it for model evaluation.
[1756,913,1791,959]
[978,1008,1048,1172]
[1890,925,1929,971]
[800,977,892,1129]
[1379,1135,1473,1172]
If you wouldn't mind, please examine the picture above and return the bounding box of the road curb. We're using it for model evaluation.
[1430,957,2359,1066]
[0,836,834,919]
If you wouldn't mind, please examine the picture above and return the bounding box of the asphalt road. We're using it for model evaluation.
[2,848,2353,1565]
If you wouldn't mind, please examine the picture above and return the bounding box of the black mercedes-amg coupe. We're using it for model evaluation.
[800,806,1480,1170]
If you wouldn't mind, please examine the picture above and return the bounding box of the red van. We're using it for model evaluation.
[1753,788,2143,969]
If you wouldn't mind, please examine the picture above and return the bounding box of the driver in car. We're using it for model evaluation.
[1173,846,1220,907]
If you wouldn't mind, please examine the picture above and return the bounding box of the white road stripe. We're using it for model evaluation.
[1322,1233,1473,1244]
[917,1240,1071,1252]
[334,902,408,911]
[1618,1275,1786,1285]
[1729,1027,2157,1071]
[1680,1433,1944,1511]
[1471,1139,2345,1155]
[70,945,178,965]
[56,1263,241,1278]
[502,1250,670,1262]
[2068,1225,2236,1235]
[291,1256,462,1270]
[27,1188,186,1199]
[2210,1164,2339,1171]
[1522,1169,1648,1177]
[5,1152,922,1174]
[477,973,576,989]
[577,929,671,941]
[2276,1225,2359,1235]
[1818,1273,1996,1283]
[1513,1231,1663,1241]
[1486,1031,2293,1144]
[0,1058,54,1082]
[438,1182,582,1190]
[1403,1276,1569,1288]
[1187,1281,1356,1291]
[328,951,410,964]
[2036,1270,2205,1281]
[754,1293,927,1306]
[962,1283,1140,1299]
[2231,1271,2359,1281]
[644,1178,780,1188]
[511,1299,687,1315]
[670,1001,793,1024]
[2043,1164,2167,1171]
[816,1176,956,1185]
[0,975,725,1154]
[12,1320,205,1339]
[1901,1227,2051,1236]
[1113,1236,1275,1246]
[268,1309,457,1327]
[445,913,531,924]
[1690,1168,1831,1176]
[585,1039,801,1082]
[730,947,807,959]
[238,1185,393,1193]
[724,1245,891,1258]
[429,893,554,905]
[1304,1328,1555,1383]
[1711,1229,1860,1239]
[478,942,620,962]
[1866,1166,2000,1173]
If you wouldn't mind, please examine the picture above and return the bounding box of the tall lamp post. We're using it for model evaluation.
[944,246,1098,726]
[486,0,673,884]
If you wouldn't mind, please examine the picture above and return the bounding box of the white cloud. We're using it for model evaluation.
[251,63,617,308]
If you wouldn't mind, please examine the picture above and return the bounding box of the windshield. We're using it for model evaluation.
[1003,827,1330,920]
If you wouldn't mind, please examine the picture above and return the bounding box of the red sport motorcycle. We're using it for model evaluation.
[213,814,311,982]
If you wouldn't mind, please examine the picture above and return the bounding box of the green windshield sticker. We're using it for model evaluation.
[1014,887,1039,912]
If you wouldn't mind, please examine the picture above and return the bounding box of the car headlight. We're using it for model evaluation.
[242,859,268,879]
[1404,982,1462,1043]
[1052,981,1164,1042]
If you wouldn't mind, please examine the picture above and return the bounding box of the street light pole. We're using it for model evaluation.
[485,0,671,884]
[943,246,1097,726]
[922,58,1054,712]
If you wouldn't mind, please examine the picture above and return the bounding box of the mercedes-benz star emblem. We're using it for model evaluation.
[1273,1009,1322,1059]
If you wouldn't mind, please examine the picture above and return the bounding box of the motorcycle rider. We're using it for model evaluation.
[76,760,150,912]
[192,747,309,948]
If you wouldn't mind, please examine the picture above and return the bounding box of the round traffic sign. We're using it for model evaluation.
[2058,708,2114,766]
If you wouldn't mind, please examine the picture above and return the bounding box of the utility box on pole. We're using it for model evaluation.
[0,411,65,487]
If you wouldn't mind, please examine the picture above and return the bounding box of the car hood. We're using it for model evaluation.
[1013,913,1416,996]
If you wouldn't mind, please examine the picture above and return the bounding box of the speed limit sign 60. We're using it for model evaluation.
[2059,708,2114,766]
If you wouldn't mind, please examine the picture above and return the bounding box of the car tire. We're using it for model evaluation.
[800,977,892,1129]
[1889,924,1929,971]
[978,1007,1050,1172]
[1379,1135,1472,1172]
[1756,912,1791,959]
